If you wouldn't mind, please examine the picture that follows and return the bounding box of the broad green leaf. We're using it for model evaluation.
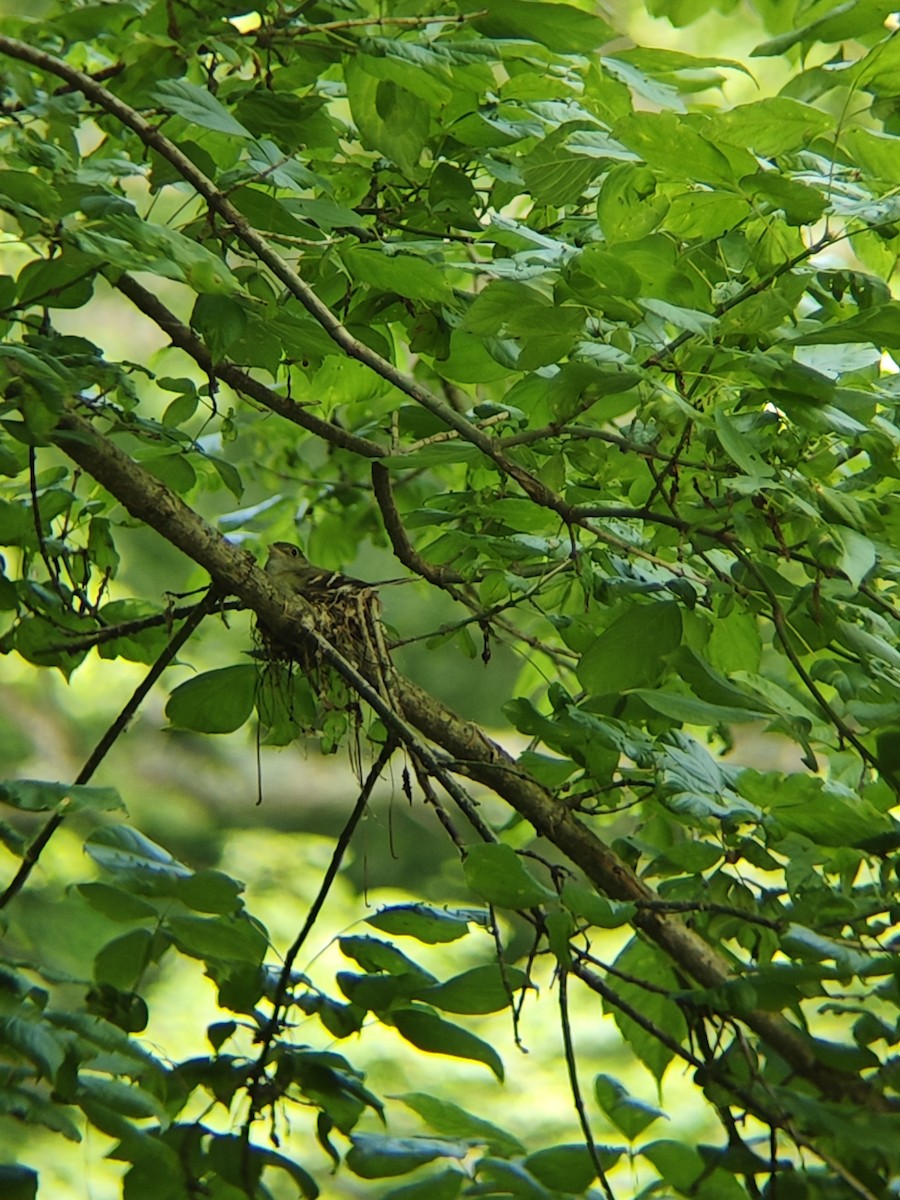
[153,80,252,137]
[714,407,775,477]
[561,883,636,928]
[633,688,767,725]
[75,1076,165,1121]
[752,0,894,57]
[0,1163,38,1200]
[594,1074,667,1140]
[343,247,453,303]
[366,905,471,944]
[737,772,893,848]
[463,843,556,909]
[522,124,600,206]
[345,59,428,174]
[0,1016,65,1081]
[473,1,615,52]
[191,294,248,361]
[166,914,268,965]
[379,1168,463,1200]
[339,936,437,984]
[597,163,669,242]
[526,1143,620,1190]
[346,1133,469,1179]
[397,1093,526,1157]
[420,964,529,1014]
[742,173,827,226]
[613,111,752,184]
[0,779,123,813]
[84,826,192,881]
[833,526,877,589]
[93,929,157,989]
[713,98,832,156]
[577,602,682,693]
[165,664,257,734]
[391,1007,504,1080]
[606,940,687,1082]
[0,1089,81,1142]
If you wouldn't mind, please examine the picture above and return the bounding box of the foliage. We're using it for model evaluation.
[1,0,900,1197]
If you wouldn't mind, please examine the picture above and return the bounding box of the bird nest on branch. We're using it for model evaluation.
[255,585,397,750]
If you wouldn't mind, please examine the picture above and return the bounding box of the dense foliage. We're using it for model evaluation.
[1,0,900,1196]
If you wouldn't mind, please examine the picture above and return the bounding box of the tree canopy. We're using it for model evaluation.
[1,0,900,1197]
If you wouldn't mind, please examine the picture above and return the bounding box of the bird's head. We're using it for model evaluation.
[264,542,312,591]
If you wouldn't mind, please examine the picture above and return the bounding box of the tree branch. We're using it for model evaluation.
[114,274,384,460]
[0,587,221,910]
[45,402,895,1117]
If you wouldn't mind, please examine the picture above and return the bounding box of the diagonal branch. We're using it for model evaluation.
[46,401,894,1118]
[0,586,221,910]
[114,274,384,460]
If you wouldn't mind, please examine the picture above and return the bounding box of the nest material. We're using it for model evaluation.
[256,584,398,724]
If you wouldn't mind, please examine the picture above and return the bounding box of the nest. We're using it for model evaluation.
[255,585,397,748]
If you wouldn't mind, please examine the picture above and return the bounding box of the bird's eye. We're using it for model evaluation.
[288,546,299,557]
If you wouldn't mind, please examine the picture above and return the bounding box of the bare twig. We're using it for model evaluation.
[0,587,222,910]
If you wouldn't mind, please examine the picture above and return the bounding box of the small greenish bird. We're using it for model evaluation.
[264,541,365,596]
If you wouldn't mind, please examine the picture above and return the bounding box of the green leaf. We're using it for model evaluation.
[397,1093,526,1157]
[526,1143,619,1191]
[0,1164,38,1200]
[166,914,268,966]
[737,772,893,848]
[473,1,615,52]
[343,247,452,303]
[153,80,252,137]
[366,905,471,944]
[165,664,257,734]
[752,0,894,57]
[0,170,60,221]
[176,869,243,915]
[379,1168,463,1200]
[191,294,248,361]
[577,602,682,693]
[346,1133,469,1180]
[75,1076,165,1121]
[833,526,877,589]
[0,1016,65,1081]
[339,936,437,984]
[613,111,751,185]
[607,940,687,1082]
[714,407,775,478]
[0,1087,81,1142]
[84,826,192,882]
[594,1074,667,1140]
[561,883,637,928]
[633,689,768,725]
[522,124,600,206]
[346,59,428,174]
[742,173,827,226]
[420,964,529,1014]
[94,929,157,989]
[391,1007,505,1080]
[0,779,123,813]
[597,163,669,242]
[463,843,556,909]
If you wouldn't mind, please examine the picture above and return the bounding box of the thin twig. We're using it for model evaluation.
[255,11,487,42]
[0,587,222,910]
[558,969,616,1200]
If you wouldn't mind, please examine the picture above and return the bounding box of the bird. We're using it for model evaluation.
[264,541,367,596]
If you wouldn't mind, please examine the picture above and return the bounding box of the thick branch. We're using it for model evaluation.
[114,274,384,460]
[371,462,465,588]
[47,403,892,1116]
[0,37,563,511]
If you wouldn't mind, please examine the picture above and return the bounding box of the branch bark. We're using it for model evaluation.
[48,401,894,1117]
